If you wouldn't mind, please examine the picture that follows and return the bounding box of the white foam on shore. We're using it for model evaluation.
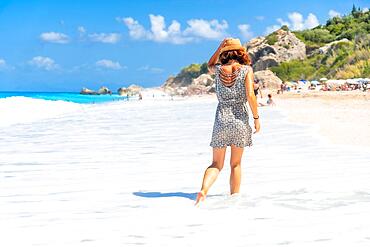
[0,96,84,128]
[0,96,369,246]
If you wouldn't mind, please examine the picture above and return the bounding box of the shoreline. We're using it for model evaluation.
[2,88,369,149]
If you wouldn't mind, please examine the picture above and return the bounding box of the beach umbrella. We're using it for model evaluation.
[326,79,346,87]
[346,79,360,84]
[310,80,320,85]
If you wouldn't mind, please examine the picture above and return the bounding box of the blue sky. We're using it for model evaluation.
[0,0,368,92]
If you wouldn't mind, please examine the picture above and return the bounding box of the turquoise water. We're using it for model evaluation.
[0,92,128,104]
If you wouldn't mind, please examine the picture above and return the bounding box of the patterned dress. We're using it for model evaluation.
[209,64,253,148]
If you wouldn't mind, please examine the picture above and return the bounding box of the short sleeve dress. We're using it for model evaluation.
[209,64,253,148]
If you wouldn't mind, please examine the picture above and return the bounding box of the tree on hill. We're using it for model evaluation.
[294,5,369,45]
[270,6,370,81]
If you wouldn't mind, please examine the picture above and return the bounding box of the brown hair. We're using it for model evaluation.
[219,50,251,65]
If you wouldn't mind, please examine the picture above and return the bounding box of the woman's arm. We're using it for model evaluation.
[207,39,228,73]
[245,66,261,133]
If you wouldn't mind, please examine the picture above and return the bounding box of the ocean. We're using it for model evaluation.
[0,92,127,104]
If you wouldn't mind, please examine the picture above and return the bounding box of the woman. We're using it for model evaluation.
[195,38,261,206]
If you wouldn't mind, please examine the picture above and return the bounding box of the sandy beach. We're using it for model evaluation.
[1,91,370,246]
[260,90,370,148]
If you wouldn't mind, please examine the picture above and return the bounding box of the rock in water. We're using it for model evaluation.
[80,87,98,95]
[97,86,112,95]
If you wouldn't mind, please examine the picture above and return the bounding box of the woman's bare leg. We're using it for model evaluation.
[195,147,226,205]
[230,145,244,194]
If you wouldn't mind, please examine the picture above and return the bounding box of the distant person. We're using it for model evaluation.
[195,38,260,206]
[266,94,276,106]
[253,79,263,98]
[259,94,276,107]
[280,82,286,94]
[138,92,143,100]
[361,81,368,92]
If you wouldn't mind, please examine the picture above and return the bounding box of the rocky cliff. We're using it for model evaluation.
[161,28,308,95]
[163,73,215,96]
[118,84,143,96]
[244,29,306,71]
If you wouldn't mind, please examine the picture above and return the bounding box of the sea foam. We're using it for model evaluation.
[0,96,84,127]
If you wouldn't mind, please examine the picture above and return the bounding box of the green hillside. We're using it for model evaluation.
[271,5,370,81]
[164,6,369,87]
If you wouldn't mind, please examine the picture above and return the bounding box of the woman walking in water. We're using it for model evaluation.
[195,38,260,206]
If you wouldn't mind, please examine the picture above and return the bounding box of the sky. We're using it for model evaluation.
[0,0,368,92]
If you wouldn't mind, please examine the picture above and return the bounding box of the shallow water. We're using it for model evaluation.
[1,96,370,246]
[0,92,126,104]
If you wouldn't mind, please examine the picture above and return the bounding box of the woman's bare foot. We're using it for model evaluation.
[194,191,206,206]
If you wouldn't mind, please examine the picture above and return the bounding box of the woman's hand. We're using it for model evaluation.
[218,38,231,50]
[209,38,232,69]
[253,119,260,134]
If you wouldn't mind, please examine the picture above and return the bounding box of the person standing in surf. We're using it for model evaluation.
[195,38,260,206]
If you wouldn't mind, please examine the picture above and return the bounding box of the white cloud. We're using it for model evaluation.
[255,16,265,21]
[183,18,228,39]
[264,18,291,34]
[78,26,86,35]
[265,12,320,34]
[88,33,121,44]
[0,59,6,68]
[117,14,228,44]
[264,25,281,35]
[288,12,305,30]
[77,27,121,44]
[362,7,369,13]
[137,65,164,73]
[277,18,290,27]
[28,56,59,70]
[328,10,341,18]
[149,15,169,41]
[117,17,149,39]
[238,24,253,40]
[0,58,15,70]
[40,32,69,44]
[304,13,320,29]
[95,59,123,70]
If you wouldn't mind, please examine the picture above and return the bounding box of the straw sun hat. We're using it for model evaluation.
[219,38,247,54]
